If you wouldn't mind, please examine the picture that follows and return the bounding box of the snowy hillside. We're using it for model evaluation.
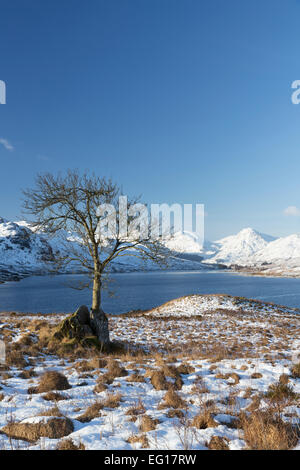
[0,218,54,281]
[254,234,300,263]
[163,231,203,254]
[205,228,277,266]
[2,217,300,279]
[0,218,209,282]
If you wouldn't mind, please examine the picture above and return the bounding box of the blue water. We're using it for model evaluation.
[0,271,300,314]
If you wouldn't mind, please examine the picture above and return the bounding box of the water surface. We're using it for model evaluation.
[0,271,300,314]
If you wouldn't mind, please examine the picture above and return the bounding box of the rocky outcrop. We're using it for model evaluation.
[53,305,110,349]
[89,309,110,346]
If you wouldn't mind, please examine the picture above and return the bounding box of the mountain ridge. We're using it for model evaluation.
[1,218,300,280]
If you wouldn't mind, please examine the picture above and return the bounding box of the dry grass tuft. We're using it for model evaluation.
[192,411,217,429]
[126,400,146,421]
[127,434,149,448]
[291,362,300,379]
[265,382,296,402]
[17,334,34,346]
[241,410,299,450]
[56,438,85,450]
[76,401,103,423]
[126,372,145,383]
[42,391,69,402]
[34,371,71,394]
[1,417,74,442]
[107,359,128,378]
[17,368,37,380]
[279,374,289,385]
[163,389,185,409]
[103,392,122,409]
[139,415,159,432]
[207,435,230,450]
[93,382,107,393]
[167,409,184,418]
[229,372,240,385]
[251,372,263,379]
[246,394,261,412]
[176,363,195,375]
[38,405,63,417]
[6,350,27,368]
[150,370,168,390]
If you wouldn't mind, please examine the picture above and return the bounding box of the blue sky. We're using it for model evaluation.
[1,0,300,240]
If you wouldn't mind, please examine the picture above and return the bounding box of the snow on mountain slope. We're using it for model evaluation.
[0,218,54,277]
[205,228,277,266]
[0,219,208,280]
[163,231,203,253]
[254,234,300,264]
[3,218,300,278]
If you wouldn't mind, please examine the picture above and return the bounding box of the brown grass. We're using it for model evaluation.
[93,382,107,393]
[215,372,240,385]
[279,374,289,384]
[56,438,85,450]
[176,363,195,375]
[127,434,149,448]
[167,409,184,418]
[126,372,145,383]
[6,350,27,368]
[241,410,299,450]
[139,415,159,432]
[103,392,122,409]
[163,389,185,409]
[125,399,146,420]
[17,334,34,346]
[1,417,74,442]
[88,357,107,369]
[30,371,71,394]
[150,370,168,390]
[265,382,297,402]
[207,435,230,450]
[17,368,37,380]
[246,394,261,412]
[38,405,63,417]
[42,391,69,402]
[192,411,217,429]
[107,359,128,378]
[291,362,300,378]
[76,401,103,423]
[251,372,263,379]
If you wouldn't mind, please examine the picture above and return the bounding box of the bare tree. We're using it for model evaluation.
[22,170,167,345]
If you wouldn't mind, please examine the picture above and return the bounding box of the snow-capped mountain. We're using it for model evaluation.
[0,218,210,282]
[2,217,300,280]
[205,228,277,266]
[203,228,300,275]
[0,217,54,282]
[163,231,204,254]
[254,234,300,264]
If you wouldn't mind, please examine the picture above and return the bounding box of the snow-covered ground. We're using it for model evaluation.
[0,294,299,450]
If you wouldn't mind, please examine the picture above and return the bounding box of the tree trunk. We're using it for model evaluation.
[92,272,101,313]
[90,272,110,346]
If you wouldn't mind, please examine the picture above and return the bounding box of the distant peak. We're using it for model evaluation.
[239,227,256,234]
